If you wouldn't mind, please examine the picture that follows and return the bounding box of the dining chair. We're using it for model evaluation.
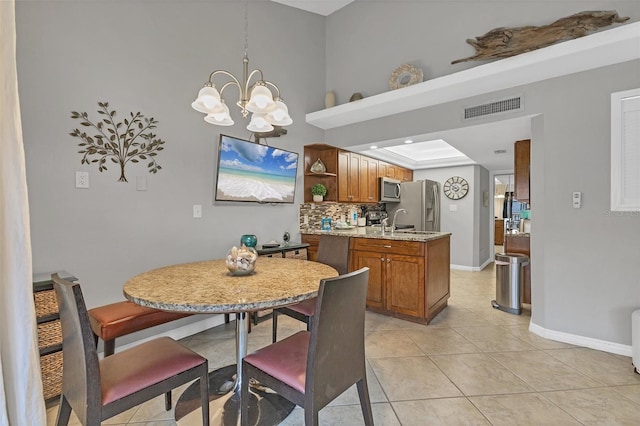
[271,234,350,343]
[51,274,210,426]
[241,267,373,426]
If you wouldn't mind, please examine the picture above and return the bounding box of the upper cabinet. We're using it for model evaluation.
[514,139,530,203]
[338,150,361,202]
[304,144,412,204]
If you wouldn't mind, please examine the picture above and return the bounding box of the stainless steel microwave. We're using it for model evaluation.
[379,177,401,202]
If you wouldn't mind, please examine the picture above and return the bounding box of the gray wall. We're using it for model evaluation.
[414,165,491,269]
[17,1,325,313]
[322,2,640,346]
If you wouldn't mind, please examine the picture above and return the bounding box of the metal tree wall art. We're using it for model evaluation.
[69,102,166,182]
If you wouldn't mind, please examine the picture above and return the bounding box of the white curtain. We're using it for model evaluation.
[0,0,47,424]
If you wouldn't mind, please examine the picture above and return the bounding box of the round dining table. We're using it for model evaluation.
[123,256,338,425]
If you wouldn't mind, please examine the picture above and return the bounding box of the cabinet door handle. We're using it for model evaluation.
[383,245,392,248]
[380,257,384,262]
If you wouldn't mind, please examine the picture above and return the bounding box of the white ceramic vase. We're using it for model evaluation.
[313,195,324,203]
[324,91,336,108]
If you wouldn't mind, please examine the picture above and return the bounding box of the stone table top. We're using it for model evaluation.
[123,257,338,314]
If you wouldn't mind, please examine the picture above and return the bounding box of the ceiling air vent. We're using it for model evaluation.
[463,95,524,120]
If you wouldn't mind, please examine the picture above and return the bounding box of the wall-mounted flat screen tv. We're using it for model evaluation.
[215,134,299,203]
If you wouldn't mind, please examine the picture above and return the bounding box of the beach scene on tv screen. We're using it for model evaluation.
[216,135,298,203]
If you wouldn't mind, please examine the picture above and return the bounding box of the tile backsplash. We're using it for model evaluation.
[299,203,385,231]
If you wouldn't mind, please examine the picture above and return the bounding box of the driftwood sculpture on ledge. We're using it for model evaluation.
[452,10,630,64]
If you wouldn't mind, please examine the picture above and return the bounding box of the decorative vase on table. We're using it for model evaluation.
[240,234,257,248]
[313,195,324,203]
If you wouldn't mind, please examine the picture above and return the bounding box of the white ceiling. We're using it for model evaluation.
[346,115,533,172]
[270,0,354,16]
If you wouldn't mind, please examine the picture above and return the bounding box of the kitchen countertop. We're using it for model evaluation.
[504,232,531,238]
[300,227,451,242]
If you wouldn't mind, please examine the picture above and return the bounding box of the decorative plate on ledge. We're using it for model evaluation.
[389,64,423,90]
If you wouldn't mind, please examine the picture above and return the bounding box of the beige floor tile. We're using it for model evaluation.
[542,387,640,425]
[502,325,575,350]
[610,384,640,404]
[545,348,640,386]
[364,311,425,332]
[280,402,400,426]
[392,397,490,425]
[452,326,538,352]
[488,351,601,391]
[328,361,388,406]
[404,327,481,355]
[127,394,174,422]
[470,393,582,425]
[369,356,462,401]
[365,329,424,358]
[430,353,533,396]
[426,306,493,328]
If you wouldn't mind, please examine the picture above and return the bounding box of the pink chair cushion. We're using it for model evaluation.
[100,337,205,405]
[286,298,316,317]
[88,301,191,341]
[243,331,310,394]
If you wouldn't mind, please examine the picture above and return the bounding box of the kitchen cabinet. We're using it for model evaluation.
[379,161,396,180]
[349,236,450,323]
[303,144,339,203]
[514,139,530,202]
[504,234,531,304]
[494,219,504,245]
[379,160,412,182]
[338,150,361,202]
[301,234,320,261]
[359,156,379,203]
[304,144,411,204]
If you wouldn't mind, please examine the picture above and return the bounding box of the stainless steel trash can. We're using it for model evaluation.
[492,253,529,315]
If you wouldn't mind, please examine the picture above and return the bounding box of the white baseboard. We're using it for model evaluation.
[529,322,632,357]
[450,258,492,272]
[99,314,227,357]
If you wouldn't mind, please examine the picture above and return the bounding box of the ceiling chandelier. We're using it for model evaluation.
[191,3,292,133]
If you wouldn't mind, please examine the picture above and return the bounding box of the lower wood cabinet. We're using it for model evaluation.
[349,236,449,324]
[301,234,320,261]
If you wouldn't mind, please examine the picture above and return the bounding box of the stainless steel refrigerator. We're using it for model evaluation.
[387,179,441,231]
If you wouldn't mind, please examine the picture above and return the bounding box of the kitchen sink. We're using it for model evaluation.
[392,230,440,235]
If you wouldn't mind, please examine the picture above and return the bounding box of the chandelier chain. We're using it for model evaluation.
[244,1,249,57]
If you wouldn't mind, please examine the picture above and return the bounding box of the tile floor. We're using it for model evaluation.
[47,263,640,425]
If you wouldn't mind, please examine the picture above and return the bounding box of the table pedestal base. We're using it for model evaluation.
[175,364,295,425]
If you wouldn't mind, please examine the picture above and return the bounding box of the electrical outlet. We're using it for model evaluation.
[75,171,89,189]
[193,204,202,218]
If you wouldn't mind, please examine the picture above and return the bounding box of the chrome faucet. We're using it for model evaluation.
[380,218,389,236]
[391,209,408,235]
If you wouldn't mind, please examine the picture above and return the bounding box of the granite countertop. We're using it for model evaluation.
[123,257,338,314]
[300,227,451,242]
[504,232,531,238]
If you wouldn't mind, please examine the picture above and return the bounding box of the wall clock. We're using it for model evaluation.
[443,176,469,200]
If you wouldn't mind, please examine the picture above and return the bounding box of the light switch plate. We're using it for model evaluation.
[193,204,202,218]
[572,191,582,208]
[449,204,458,212]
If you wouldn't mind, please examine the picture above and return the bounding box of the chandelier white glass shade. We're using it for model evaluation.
[191,55,292,132]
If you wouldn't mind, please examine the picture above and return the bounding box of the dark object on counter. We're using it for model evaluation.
[272,235,350,343]
[349,92,364,102]
[242,268,373,426]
